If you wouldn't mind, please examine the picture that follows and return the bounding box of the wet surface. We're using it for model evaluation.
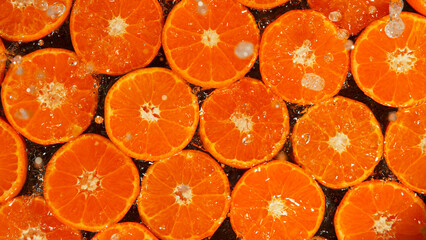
[0,0,425,240]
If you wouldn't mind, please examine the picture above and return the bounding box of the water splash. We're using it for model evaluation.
[385,0,405,38]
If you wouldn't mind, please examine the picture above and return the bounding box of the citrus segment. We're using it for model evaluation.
[0,0,72,42]
[163,0,260,88]
[407,0,426,16]
[43,134,140,232]
[93,222,158,240]
[237,0,290,9]
[0,195,81,239]
[230,160,325,240]
[334,180,426,240]
[0,118,27,203]
[199,77,289,169]
[0,39,5,84]
[105,67,199,161]
[385,103,426,194]
[260,10,349,105]
[307,0,390,35]
[70,0,163,75]
[1,48,98,145]
[352,12,426,107]
[292,96,383,189]
[137,150,231,240]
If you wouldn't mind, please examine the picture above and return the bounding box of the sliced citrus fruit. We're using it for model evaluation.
[162,0,260,88]
[352,12,426,107]
[0,117,27,203]
[237,0,290,9]
[260,10,349,105]
[385,103,426,194]
[43,133,140,232]
[137,150,231,240]
[0,195,81,239]
[230,160,325,240]
[334,180,426,240]
[93,222,158,240]
[199,77,289,169]
[0,39,5,84]
[70,0,163,75]
[1,48,98,145]
[292,96,383,189]
[307,0,390,35]
[407,0,426,16]
[0,0,72,42]
[105,67,199,161]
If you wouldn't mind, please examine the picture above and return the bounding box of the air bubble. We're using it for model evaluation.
[95,116,104,124]
[26,85,36,94]
[37,39,44,46]
[328,11,342,22]
[336,29,349,40]
[16,66,24,76]
[234,41,254,59]
[46,2,66,19]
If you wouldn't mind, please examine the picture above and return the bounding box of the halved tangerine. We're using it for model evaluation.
[70,0,163,75]
[407,0,426,16]
[237,0,290,9]
[93,222,158,240]
[163,0,260,88]
[1,48,98,145]
[43,133,140,232]
[230,160,325,240]
[292,96,383,189]
[137,150,231,240]
[199,77,289,169]
[0,39,5,84]
[260,10,349,105]
[352,12,426,107]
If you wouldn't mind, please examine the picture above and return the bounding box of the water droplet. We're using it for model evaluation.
[162,95,167,101]
[46,2,66,19]
[324,52,334,63]
[336,28,349,40]
[195,0,208,15]
[14,108,32,120]
[33,0,48,11]
[13,55,22,65]
[26,85,36,94]
[234,41,254,59]
[301,73,325,91]
[385,17,405,38]
[67,57,78,66]
[389,0,404,19]
[369,6,377,14]
[34,157,43,169]
[94,116,104,124]
[344,39,354,50]
[298,133,310,145]
[15,66,24,75]
[388,111,397,122]
[37,39,44,46]
[328,11,342,22]
[242,134,253,145]
[125,133,133,141]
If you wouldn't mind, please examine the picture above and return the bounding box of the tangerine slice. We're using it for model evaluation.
[137,150,231,240]
[352,12,426,107]
[1,48,98,145]
[0,0,72,42]
[0,195,81,239]
[230,160,325,240]
[70,0,163,75]
[0,39,5,84]
[43,133,140,232]
[407,0,426,16]
[0,118,27,203]
[385,103,426,194]
[292,96,383,189]
[260,10,349,105]
[199,77,289,169]
[93,222,158,240]
[104,67,199,161]
[307,0,390,35]
[237,0,290,9]
[162,0,260,89]
[334,180,426,240]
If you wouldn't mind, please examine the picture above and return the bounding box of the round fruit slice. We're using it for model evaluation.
[70,0,163,75]
[44,134,140,232]
[385,103,426,194]
[0,195,81,239]
[137,150,231,240]
[0,118,27,203]
[163,0,260,88]
[237,0,289,9]
[199,77,289,169]
[1,48,98,145]
[407,0,426,16]
[352,12,426,107]
[0,0,72,42]
[93,222,158,240]
[260,10,349,105]
[105,67,199,161]
[230,160,325,240]
[334,180,426,240]
[292,96,383,189]
[0,39,5,84]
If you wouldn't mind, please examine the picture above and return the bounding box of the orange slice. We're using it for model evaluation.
[260,10,349,105]
[307,0,390,35]
[292,96,383,189]
[199,77,289,169]
[137,150,231,240]
[0,195,81,239]
[0,39,5,84]
[93,222,158,240]
[237,0,290,9]
[0,117,27,203]
[43,133,140,232]
[352,12,426,107]
[1,48,98,145]
[407,0,426,16]
[334,180,426,240]
[385,103,426,194]
[0,0,72,42]
[230,160,325,240]
[70,0,163,75]
[104,67,199,161]
[162,0,260,88]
